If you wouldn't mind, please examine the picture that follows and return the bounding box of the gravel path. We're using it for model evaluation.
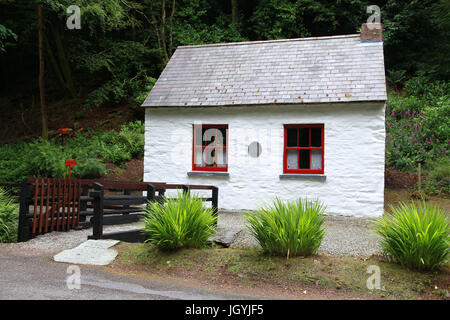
[1,222,144,256]
[2,212,380,257]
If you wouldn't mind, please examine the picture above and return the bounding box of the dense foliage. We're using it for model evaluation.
[375,201,449,271]
[0,187,19,243]
[0,121,144,182]
[385,77,449,194]
[1,1,448,111]
[143,191,217,250]
[0,1,448,192]
[246,198,326,258]
[386,78,449,168]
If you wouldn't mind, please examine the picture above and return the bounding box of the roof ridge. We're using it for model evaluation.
[177,34,360,49]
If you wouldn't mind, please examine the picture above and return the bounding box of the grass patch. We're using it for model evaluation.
[111,243,450,300]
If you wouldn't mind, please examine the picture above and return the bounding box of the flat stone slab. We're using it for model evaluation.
[53,240,120,266]
[77,240,120,249]
[213,228,241,247]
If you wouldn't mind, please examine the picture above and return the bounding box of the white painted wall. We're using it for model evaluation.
[144,103,385,217]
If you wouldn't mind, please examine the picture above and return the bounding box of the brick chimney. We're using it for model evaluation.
[361,23,383,41]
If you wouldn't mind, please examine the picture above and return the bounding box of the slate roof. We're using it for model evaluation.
[142,34,387,107]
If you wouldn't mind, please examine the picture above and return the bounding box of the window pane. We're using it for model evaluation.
[217,128,226,147]
[287,128,297,147]
[311,150,322,169]
[299,149,310,169]
[194,126,203,147]
[299,128,309,147]
[216,147,227,167]
[287,149,298,169]
[203,147,215,167]
[311,128,322,147]
[203,128,216,146]
[194,147,202,166]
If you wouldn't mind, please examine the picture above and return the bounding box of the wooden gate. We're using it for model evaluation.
[18,178,82,241]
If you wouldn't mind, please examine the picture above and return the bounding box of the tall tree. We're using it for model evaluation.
[231,0,238,24]
[150,0,176,63]
[38,3,48,140]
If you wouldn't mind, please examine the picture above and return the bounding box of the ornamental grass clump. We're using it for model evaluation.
[246,198,326,258]
[143,191,217,250]
[375,201,449,271]
[0,188,19,243]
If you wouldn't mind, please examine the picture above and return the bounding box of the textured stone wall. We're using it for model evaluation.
[144,103,385,217]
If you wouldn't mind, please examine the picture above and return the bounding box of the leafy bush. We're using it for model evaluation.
[0,121,144,182]
[99,121,145,165]
[386,91,449,171]
[100,143,132,166]
[0,187,19,243]
[143,192,217,250]
[71,158,107,179]
[245,198,326,258]
[375,201,449,271]
[423,158,450,195]
[116,121,145,159]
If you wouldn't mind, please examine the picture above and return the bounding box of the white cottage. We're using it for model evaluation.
[142,24,387,217]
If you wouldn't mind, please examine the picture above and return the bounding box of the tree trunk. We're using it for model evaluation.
[38,4,48,140]
[168,0,175,56]
[52,25,77,98]
[231,0,238,24]
[44,34,68,97]
[160,0,169,63]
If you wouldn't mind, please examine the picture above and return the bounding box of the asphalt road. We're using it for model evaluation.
[0,251,259,300]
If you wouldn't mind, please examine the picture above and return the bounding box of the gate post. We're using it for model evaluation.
[91,183,104,240]
[146,184,155,206]
[18,179,31,242]
[211,186,218,226]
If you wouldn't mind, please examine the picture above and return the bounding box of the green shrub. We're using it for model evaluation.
[245,198,326,258]
[375,201,449,271]
[71,158,107,179]
[423,157,450,195]
[0,121,144,181]
[0,187,19,243]
[99,121,144,165]
[100,142,132,165]
[118,121,145,159]
[386,93,449,171]
[143,192,217,250]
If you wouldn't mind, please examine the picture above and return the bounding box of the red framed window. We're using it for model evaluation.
[283,124,324,174]
[193,124,228,172]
